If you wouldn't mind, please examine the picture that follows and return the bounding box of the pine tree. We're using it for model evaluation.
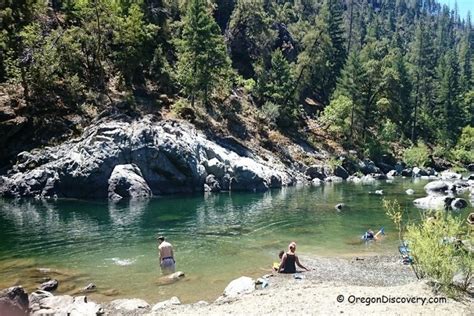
[435,49,462,145]
[256,49,293,106]
[409,20,437,143]
[176,0,231,107]
[294,0,346,105]
[337,50,367,143]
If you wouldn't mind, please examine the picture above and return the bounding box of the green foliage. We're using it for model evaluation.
[255,49,294,105]
[234,76,255,93]
[451,126,474,164]
[228,0,276,78]
[320,95,351,137]
[383,199,403,242]
[112,3,157,85]
[176,0,231,107]
[402,142,430,167]
[405,211,473,294]
[260,101,280,125]
[384,200,474,295]
[379,119,398,143]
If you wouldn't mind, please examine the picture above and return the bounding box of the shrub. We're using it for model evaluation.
[384,200,473,296]
[405,211,473,294]
[451,126,474,165]
[402,142,430,167]
[260,101,280,125]
[320,95,351,137]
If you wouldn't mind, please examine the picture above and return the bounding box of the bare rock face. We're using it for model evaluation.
[108,164,152,201]
[0,286,29,316]
[0,115,293,199]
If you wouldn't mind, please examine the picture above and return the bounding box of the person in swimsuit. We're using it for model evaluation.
[157,235,175,275]
[278,242,310,273]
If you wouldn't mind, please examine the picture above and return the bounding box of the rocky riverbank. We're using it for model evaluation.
[1,113,473,202]
[1,255,472,315]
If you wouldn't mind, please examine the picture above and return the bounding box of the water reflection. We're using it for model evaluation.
[0,179,471,303]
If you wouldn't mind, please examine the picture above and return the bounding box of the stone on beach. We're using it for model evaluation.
[0,286,29,316]
[151,296,181,311]
[108,298,150,312]
[223,276,255,298]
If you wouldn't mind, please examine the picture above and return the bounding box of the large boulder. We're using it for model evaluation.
[424,181,449,195]
[31,295,103,315]
[108,164,152,201]
[413,196,453,210]
[358,159,381,175]
[334,166,349,180]
[223,276,255,298]
[412,167,428,177]
[0,116,291,198]
[0,286,29,316]
[451,198,468,209]
[29,290,53,306]
[441,171,462,180]
[304,165,327,180]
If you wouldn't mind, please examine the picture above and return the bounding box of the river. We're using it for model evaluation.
[0,178,470,303]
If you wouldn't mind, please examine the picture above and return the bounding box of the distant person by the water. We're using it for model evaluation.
[278,242,310,273]
[157,235,175,275]
[362,227,384,241]
[272,250,285,271]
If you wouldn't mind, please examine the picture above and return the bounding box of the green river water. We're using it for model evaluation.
[0,178,471,303]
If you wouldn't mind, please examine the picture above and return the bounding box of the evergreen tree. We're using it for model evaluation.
[435,49,462,145]
[256,49,294,106]
[294,0,346,105]
[176,0,231,107]
[336,50,367,143]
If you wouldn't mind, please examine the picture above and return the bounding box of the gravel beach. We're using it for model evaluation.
[153,255,473,316]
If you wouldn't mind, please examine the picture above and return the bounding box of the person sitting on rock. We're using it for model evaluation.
[278,242,310,273]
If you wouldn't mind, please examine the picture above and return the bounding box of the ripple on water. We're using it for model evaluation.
[106,257,137,266]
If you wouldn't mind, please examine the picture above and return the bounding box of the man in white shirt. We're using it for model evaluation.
[157,236,175,275]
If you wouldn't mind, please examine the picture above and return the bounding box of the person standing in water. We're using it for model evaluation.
[157,235,175,275]
[278,242,310,273]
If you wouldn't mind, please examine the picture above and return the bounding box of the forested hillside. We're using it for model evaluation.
[0,0,473,168]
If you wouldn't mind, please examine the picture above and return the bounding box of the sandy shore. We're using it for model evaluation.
[156,256,473,315]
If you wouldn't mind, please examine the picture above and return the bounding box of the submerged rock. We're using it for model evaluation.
[81,283,96,293]
[39,279,58,292]
[406,189,415,195]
